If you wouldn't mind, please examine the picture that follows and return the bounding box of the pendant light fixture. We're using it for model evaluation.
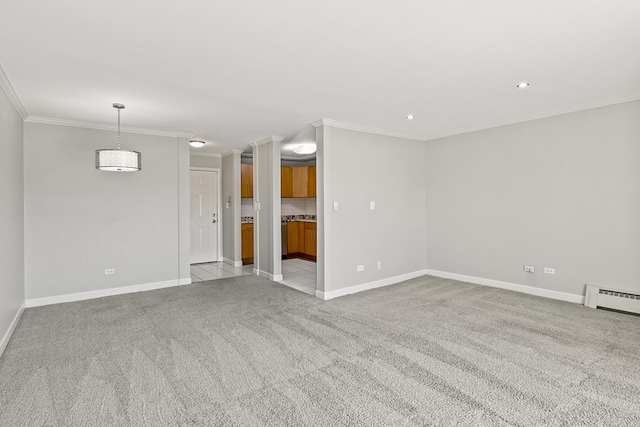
[95,103,141,171]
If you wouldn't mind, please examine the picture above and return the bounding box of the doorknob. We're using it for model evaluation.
[212,220,217,223]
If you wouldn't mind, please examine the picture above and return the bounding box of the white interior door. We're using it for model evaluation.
[190,170,218,264]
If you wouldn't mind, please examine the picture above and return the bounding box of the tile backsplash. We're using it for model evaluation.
[241,199,254,217]
[282,198,316,215]
[241,198,316,217]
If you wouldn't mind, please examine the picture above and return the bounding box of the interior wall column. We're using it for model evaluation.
[312,120,333,296]
[251,136,283,281]
[221,149,243,266]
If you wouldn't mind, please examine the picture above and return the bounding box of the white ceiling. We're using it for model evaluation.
[1,0,639,154]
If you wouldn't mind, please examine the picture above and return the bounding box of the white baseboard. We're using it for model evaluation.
[25,278,192,308]
[223,257,243,267]
[424,269,585,304]
[316,269,429,300]
[0,301,26,358]
[256,269,283,282]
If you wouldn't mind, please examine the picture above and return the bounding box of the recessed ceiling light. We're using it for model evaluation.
[189,139,205,148]
[517,82,530,89]
[406,114,415,120]
[291,143,316,154]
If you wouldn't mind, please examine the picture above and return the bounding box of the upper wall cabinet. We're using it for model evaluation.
[241,163,253,198]
[292,166,309,198]
[308,165,316,198]
[281,166,293,198]
[280,165,319,198]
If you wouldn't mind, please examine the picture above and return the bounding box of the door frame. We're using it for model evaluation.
[190,167,223,263]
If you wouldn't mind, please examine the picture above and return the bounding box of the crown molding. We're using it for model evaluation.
[312,118,425,141]
[313,92,640,143]
[423,91,640,141]
[190,152,221,158]
[253,135,285,146]
[0,64,28,119]
[221,149,244,157]
[24,116,193,138]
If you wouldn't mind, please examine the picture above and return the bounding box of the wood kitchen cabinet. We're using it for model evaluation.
[307,166,316,197]
[286,221,316,259]
[281,166,293,198]
[287,221,299,253]
[292,166,309,198]
[280,166,316,198]
[241,223,253,263]
[241,163,253,198]
[304,222,316,257]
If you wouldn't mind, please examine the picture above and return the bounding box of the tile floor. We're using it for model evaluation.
[190,262,253,282]
[190,258,317,296]
[281,258,317,295]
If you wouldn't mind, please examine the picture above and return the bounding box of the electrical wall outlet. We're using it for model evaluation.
[357,265,364,272]
[370,201,376,210]
[544,267,555,275]
[523,265,535,273]
[333,202,339,210]
[105,268,115,275]
[377,261,382,269]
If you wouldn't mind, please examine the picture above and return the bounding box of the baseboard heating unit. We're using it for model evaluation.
[585,284,640,315]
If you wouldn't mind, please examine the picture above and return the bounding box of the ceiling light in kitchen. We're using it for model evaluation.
[292,143,316,155]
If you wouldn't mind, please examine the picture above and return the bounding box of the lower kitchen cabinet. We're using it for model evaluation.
[304,222,316,257]
[241,223,253,263]
[286,221,316,259]
[287,221,299,253]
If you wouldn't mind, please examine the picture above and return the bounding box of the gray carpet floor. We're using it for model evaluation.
[1,275,639,426]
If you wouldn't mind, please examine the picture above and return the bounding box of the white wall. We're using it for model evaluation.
[24,123,190,301]
[190,154,222,169]
[319,126,428,294]
[221,151,241,264]
[424,100,640,297]
[0,83,25,355]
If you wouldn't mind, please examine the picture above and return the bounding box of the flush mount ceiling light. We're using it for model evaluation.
[517,82,530,88]
[406,114,415,120]
[189,139,206,148]
[95,104,141,172]
[291,143,316,155]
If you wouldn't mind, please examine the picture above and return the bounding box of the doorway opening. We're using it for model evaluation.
[279,153,317,295]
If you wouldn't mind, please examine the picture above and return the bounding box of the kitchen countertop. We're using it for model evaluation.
[241,215,316,224]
